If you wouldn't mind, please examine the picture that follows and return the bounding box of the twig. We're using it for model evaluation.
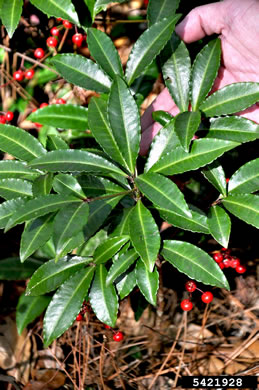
[0,375,22,390]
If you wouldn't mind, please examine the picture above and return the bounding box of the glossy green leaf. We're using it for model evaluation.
[136,172,191,217]
[228,158,259,194]
[136,259,158,306]
[200,82,259,116]
[162,240,230,289]
[201,160,227,196]
[207,116,259,143]
[109,207,134,237]
[20,214,54,263]
[152,111,173,126]
[57,230,85,259]
[150,138,239,175]
[148,0,180,25]
[108,75,141,173]
[53,173,86,199]
[1,0,23,37]
[53,202,89,258]
[125,15,181,85]
[162,38,191,112]
[223,194,259,229]
[26,256,92,296]
[78,174,125,197]
[47,135,69,150]
[129,201,160,272]
[88,97,126,168]
[0,197,28,229]
[89,264,118,327]
[43,266,94,346]
[29,150,127,177]
[0,124,46,162]
[174,111,201,152]
[16,293,51,334]
[208,206,231,248]
[0,257,42,280]
[157,205,209,234]
[0,178,32,200]
[87,28,123,78]
[30,0,79,25]
[106,248,138,285]
[116,269,136,300]
[0,161,39,179]
[94,236,129,265]
[28,105,89,131]
[191,39,221,110]
[5,194,82,231]
[32,173,53,196]
[51,54,111,93]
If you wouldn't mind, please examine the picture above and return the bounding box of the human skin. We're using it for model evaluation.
[140,0,259,155]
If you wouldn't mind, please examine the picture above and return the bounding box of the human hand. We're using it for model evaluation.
[140,0,259,155]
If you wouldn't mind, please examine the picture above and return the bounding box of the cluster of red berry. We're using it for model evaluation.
[180,280,213,311]
[0,111,14,124]
[75,300,91,322]
[104,324,124,342]
[212,248,246,274]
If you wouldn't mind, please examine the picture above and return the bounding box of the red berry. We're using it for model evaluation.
[144,0,149,6]
[180,299,193,311]
[76,313,83,321]
[63,20,73,29]
[230,258,240,268]
[40,103,48,108]
[25,69,35,79]
[236,265,246,274]
[72,33,84,47]
[5,111,14,121]
[222,258,231,268]
[226,178,230,183]
[13,70,24,81]
[218,262,225,269]
[201,292,213,304]
[56,98,66,104]
[56,17,63,22]
[50,26,60,36]
[0,116,6,124]
[213,252,223,263]
[47,36,58,47]
[113,331,124,342]
[34,48,45,59]
[35,123,43,128]
[185,280,197,293]
[104,324,112,329]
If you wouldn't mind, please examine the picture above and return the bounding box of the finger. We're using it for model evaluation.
[175,2,226,43]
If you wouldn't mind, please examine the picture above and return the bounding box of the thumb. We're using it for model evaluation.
[175,2,226,43]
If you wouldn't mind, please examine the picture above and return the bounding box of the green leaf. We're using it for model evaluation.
[20,214,54,263]
[207,116,259,143]
[29,149,127,177]
[0,257,42,280]
[174,111,201,152]
[0,197,28,229]
[129,201,160,272]
[43,266,94,346]
[78,174,125,197]
[0,178,32,200]
[208,206,231,248]
[32,173,53,196]
[79,229,107,257]
[1,0,23,38]
[93,0,128,17]
[222,194,259,229]
[201,160,227,196]
[200,82,259,117]
[157,205,209,234]
[136,259,158,306]
[162,38,191,112]
[152,111,173,126]
[47,135,69,151]
[228,158,259,194]
[108,76,141,173]
[116,269,136,300]
[5,194,82,231]
[191,39,221,111]
[28,104,89,131]
[109,207,133,237]
[0,161,39,179]
[148,0,180,25]
[53,173,86,199]
[57,230,85,259]
[30,0,79,25]
[89,264,118,327]
[150,138,239,175]
[51,54,111,93]
[88,97,126,168]
[125,15,181,85]
[26,256,92,296]
[87,28,123,79]
[94,236,130,265]
[162,240,230,289]
[0,124,46,162]
[16,293,51,334]
[106,248,138,285]
[136,172,191,217]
